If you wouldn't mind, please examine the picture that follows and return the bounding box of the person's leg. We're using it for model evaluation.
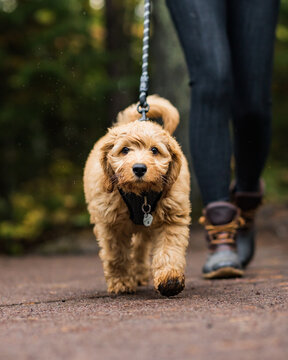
[228,0,280,192]
[227,0,280,268]
[166,0,245,278]
[166,0,233,205]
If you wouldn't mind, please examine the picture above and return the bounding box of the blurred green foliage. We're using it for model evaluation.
[0,0,288,253]
[0,157,88,253]
[266,0,288,203]
[0,0,141,253]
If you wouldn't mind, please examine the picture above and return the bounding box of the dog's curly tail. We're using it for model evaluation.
[116,95,179,135]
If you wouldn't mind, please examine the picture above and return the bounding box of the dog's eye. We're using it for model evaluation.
[151,147,159,155]
[121,147,130,155]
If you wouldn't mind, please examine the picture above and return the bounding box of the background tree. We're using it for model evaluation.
[104,0,140,124]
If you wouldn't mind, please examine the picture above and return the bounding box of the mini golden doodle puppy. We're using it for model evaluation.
[84,95,191,297]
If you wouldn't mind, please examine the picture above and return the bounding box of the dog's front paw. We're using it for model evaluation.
[154,270,185,297]
[107,277,137,295]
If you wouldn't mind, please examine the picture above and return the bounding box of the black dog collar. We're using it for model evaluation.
[118,188,162,226]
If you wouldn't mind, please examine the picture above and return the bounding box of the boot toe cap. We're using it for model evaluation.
[203,250,243,278]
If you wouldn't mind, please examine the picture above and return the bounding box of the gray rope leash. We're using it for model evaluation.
[137,0,151,121]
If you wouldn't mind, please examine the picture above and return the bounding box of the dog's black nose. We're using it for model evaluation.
[133,163,147,178]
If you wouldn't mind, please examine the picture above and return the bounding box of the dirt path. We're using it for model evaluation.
[1,225,288,360]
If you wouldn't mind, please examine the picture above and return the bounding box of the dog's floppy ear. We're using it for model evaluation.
[164,137,182,191]
[99,134,116,192]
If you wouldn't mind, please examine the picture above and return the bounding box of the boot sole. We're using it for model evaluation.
[203,267,244,279]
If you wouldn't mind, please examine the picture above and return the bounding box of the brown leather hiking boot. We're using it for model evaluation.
[230,181,264,268]
[199,201,245,279]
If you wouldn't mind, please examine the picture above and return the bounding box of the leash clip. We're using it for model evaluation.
[137,103,150,121]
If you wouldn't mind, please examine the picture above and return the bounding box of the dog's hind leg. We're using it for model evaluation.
[94,224,137,294]
[151,224,189,297]
[131,232,152,286]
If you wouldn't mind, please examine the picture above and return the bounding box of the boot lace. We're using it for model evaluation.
[199,216,245,245]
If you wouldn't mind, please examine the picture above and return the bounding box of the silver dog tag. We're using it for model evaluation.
[143,213,153,227]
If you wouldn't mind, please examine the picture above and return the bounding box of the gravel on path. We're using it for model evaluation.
[0,226,288,360]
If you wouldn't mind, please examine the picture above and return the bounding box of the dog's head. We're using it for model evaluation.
[100,121,182,195]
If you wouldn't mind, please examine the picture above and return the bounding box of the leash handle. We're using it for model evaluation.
[138,0,151,121]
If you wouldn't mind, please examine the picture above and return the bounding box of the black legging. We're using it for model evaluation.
[166,0,280,205]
